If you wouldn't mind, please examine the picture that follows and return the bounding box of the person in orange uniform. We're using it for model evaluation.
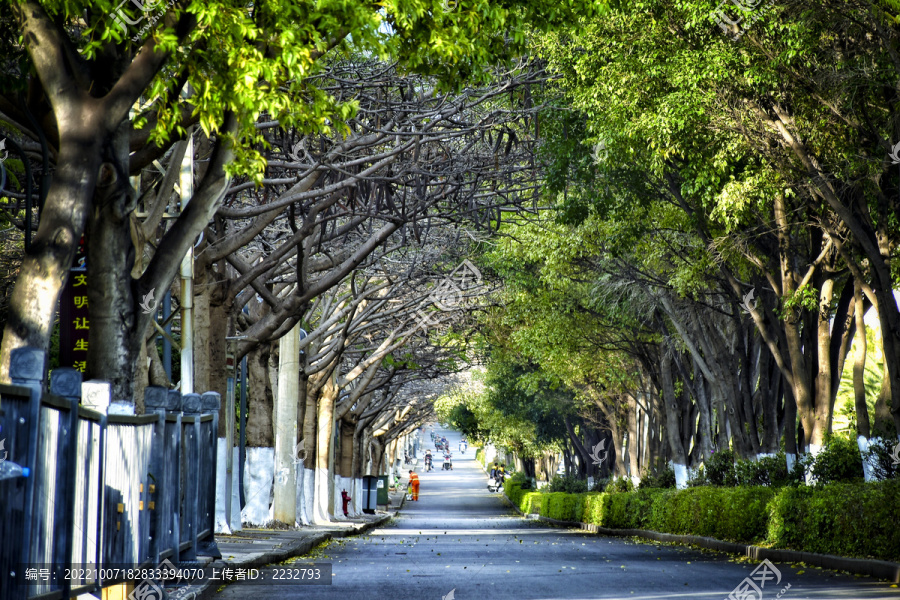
[408,470,420,501]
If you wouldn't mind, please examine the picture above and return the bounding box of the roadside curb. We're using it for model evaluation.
[183,514,393,600]
[499,492,900,583]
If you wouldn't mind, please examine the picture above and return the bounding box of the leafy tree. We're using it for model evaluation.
[0,0,601,393]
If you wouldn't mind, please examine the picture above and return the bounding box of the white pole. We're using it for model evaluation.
[179,133,194,393]
[273,323,300,524]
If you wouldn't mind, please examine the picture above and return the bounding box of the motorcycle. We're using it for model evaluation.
[487,477,502,492]
[424,456,433,472]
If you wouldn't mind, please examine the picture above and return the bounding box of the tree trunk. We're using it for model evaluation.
[194,270,212,394]
[0,108,103,384]
[313,377,337,523]
[626,399,641,480]
[871,280,900,436]
[298,368,317,524]
[660,346,689,488]
[691,360,715,460]
[84,121,145,404]
[336,419,355,515]
[812,278,836,443]
[245,345,274,447]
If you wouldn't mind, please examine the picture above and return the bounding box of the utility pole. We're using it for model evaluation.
[223,335,246,532]
[179,130,194,393]
[273,323,301,524]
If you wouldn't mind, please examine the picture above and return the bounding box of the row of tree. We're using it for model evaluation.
[0,0,601,522]
[441,0,900,488]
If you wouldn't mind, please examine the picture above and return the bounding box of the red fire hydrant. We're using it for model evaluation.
[341,489,351,516]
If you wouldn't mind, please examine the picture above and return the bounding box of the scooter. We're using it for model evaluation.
[487,477,502,492]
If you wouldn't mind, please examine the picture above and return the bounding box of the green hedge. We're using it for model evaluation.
[647,487,775,543]
[502,480,899,562]
[767,479,900,561]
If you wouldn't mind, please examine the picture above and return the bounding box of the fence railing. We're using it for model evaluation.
[0,347,220,600]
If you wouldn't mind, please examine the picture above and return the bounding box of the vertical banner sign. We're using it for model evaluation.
[59,237,88,372]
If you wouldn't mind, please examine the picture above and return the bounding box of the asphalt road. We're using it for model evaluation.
[216,427,900,600]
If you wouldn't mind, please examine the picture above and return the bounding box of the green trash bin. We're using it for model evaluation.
[377,475,389,504]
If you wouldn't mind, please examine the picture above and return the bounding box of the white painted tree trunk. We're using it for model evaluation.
[313,382,337,524]
[300,465,315,525]
[857,436,877,482]
[215,441,242,533]
[352,477,363,515]
[241,447,275,526]
[672,462,689,489]
[785,452,797,472]
[804,444,824,485]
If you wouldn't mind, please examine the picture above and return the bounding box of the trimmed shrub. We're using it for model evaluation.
[638,467,676,489]
[734,452,804,488]
[581,493,609,524]
[603,488,663,529]
[508,474,900,561]
[605,477,634,494]
[704,449,737,486]
[648,486,775,543]
[521,491,546,514]
[544,492,584,521]
[808,435,864,484]
[504,481,529,508]
[548,475,588,494]
[766,479,900,561]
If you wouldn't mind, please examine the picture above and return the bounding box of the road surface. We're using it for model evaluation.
[215,427,899,600]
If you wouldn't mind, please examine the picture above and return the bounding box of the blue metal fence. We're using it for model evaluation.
[0,347,220,599]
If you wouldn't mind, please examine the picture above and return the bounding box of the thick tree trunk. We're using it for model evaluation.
[194,272,212,394]
[812,278,835,443]
[850,286,878,479]
[313,377,337,523]
[871,280,900,436]
[210,293,230,434]
[85,181,139,403]
[691,360,715,460]
[757,347,781,454]
[660,347,689,488]
[563,415,592,478]
[245,345,274,447]
[336,419,355,515]
[0,114,105,384]
[298,369,317,524]
[192,262,231,435]
[875,368,894,436]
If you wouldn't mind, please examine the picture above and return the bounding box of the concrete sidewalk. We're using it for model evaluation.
[159,486,408,600]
